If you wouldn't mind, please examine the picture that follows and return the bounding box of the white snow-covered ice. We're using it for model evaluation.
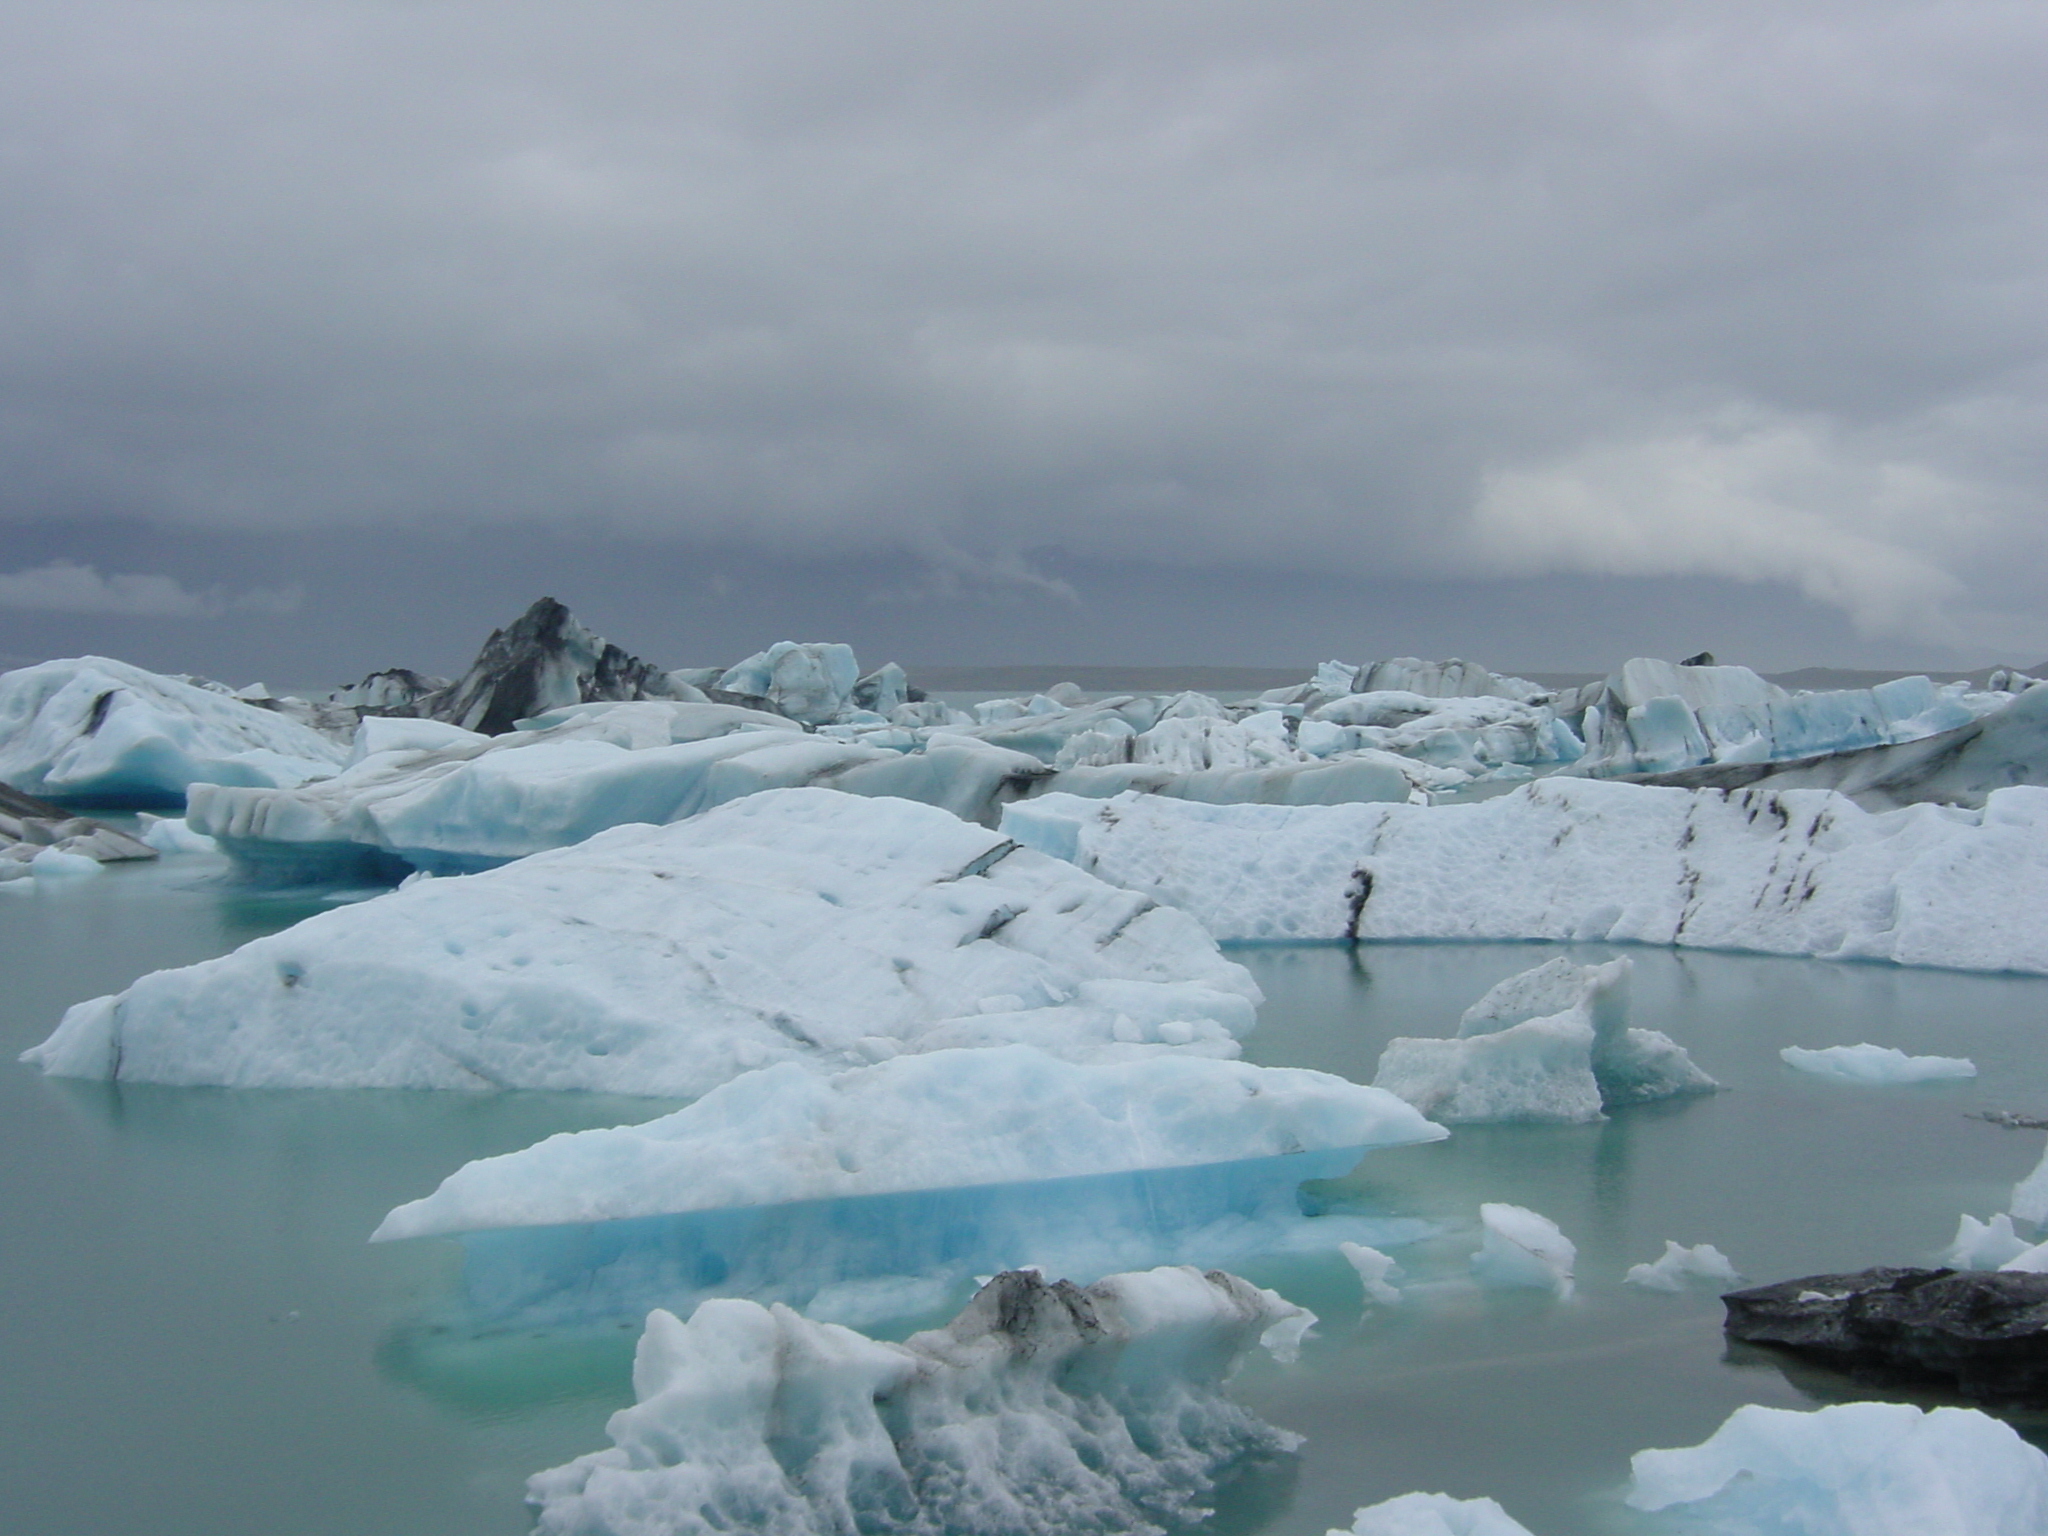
[1778,1043,1977,1083]
[1003,779,2048,972]
[1469,1204,1574,1296]
[1624,1241,1740,1293]
[374,1046,1445,1239]
[525,1266,1311,1536]
[23,788,1260,1095]
[1625,1401,2048,1534]
[1371,957,1713,1123]
[1331,1492,1536,1536]
[0,656,347,804]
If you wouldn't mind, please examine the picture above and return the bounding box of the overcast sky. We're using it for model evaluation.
[3,1,2045,684]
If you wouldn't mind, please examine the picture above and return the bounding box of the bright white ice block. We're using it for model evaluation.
[24,788,1259,1095]
[1003,780,2048,971]
[1333,1492,1536,1535]
[1626,1401,2048,1533]
[1779,1043,1976,1083]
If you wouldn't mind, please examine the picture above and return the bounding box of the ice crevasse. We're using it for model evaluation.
[23,788,1263,1095]
[1002,778,2048,972]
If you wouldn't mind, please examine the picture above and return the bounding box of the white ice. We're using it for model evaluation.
[1002,779,2048,972]
[1779,1043,1977,1083]
[0,656,346,804]
[1339,1242,1404,1306]
[1469,1204,1574,1297]
[373,1045,1444,1239]
[24,788,1260,1095]
[1370,957,1713,1124]
[1331,1492,1536,1536]
[1998,1240,2048,1273]
[1625,1401,2048,1534]
[1624,1241,1741,1293]
[525,1266,1311,1536]
[1939,1213,2033,1270]
[2014,1140,2048,1226]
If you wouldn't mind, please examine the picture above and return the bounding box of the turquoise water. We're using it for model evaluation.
[5,854,2047,1534]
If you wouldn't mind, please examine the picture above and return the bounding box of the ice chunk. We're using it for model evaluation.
[1373,957,1712,1123]
[1332,1492,1536,1535]
[1340,1242,1404,1306]
[1470,1204,1574,1296]
[1624,1241,1740,1293]
[136,815,219,855]
[24,788,1261,1095]
[525,1267,1311,1536]
[716,640,861,725]
[27,845,103,877]
[1998,1240,2048,1273]
[1,781,160,870]
[2014,1142,2048,1226]
[373,1046,1444,1240]
[1780,1044,1977,1083]
[1939,1213,2032,1270]
[1002,780,2048,973]
[1625,1401,2048,1533]
[0,656,346,805]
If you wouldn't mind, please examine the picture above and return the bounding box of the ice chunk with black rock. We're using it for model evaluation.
[413,597,693,735]
[525,1266,1312,1536]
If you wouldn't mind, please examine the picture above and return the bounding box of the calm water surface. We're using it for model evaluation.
[5,854,2047,1535]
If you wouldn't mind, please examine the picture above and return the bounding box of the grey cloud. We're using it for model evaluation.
[0,560,301,618]
[2,2,2045,650]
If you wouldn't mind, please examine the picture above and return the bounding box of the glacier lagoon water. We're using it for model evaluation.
[6,857,2048,1534]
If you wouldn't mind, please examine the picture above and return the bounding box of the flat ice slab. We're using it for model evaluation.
[1002,779,2048,972]
[23,788,1259,1095]
[526,1266,1310,1536]
[1779,1043,1976,1083]
[1334,1492,1536,1535]
[375,1044,1443,1239]
[1627,1401,2048,1534]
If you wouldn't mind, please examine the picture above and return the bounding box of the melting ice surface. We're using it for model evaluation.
[12,860,2048,1534]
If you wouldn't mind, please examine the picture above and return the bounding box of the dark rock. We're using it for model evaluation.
[414,598,689,735]
[1724,1266,2048,1405]
[1679,651,1716,668]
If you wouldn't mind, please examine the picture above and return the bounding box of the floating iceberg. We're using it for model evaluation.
[1332,1492,1536,1536]
[1624,1241,1740,1293]
[1940,1213,2033,1270]
[1003,779,2048,972]
[0,780,157,880]
[1372,957,1714,1123]
[1779,1044,1977,1083]
[526,1267,1310,1536]
[0,656,347,805]
[1340,1242,1404,1306]
[1625,1401,2048,1534]
[375,1046,1444,1240]
[24,789,1259,1094]
[1470,1204,1574,1296]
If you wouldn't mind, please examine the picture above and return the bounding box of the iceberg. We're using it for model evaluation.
[1332,1492,1536,1536]
[1624,1241,1740,1293]
[1625,1401,2048,1534]
[1779,1044,1976,1083]
[1371,957,1714,1123]
[1469,1204,1574,1296]
[375,1046,1443,1240]
[1940,1213,2033,1270]
[1002,779,2048,973]
[0,780,157,879]
[0,656,347,805]
[24,788,1260,1094]
[1340,1242,1404,1306]
[2014,1142,2048,1225]
[525,1267,1310,1536]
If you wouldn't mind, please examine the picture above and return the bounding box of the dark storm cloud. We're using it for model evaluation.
[2,1,2045,654]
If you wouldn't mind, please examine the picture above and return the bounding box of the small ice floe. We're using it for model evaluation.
[1940,1213,2034,1270]
[1470,1203,1574,1297]
[1779,1043,1976,1084]
[1624,1240,1741,1293]
[1340,1242,1403,1306]
[1332,1490,1536,1534]
[1626,1401,2048,1534]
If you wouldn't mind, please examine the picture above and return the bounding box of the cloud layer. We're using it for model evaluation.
[2,2,2045,651]
[0,562,300,619]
